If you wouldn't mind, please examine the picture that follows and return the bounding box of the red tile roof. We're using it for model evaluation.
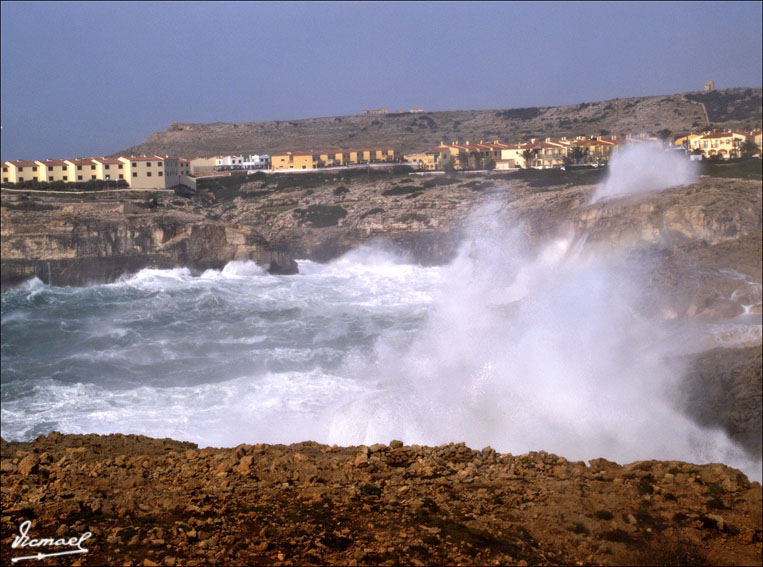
[36,159,68,166]
[66,158,95,165]
[93,157,122,164]
[4,160,38,166]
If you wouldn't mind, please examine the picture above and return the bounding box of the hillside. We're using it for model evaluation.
[120,87,762,157]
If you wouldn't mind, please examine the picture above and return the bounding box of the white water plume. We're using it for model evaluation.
[592,142,699,203]
[328,211,759,478]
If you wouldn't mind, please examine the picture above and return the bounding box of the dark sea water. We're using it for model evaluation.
[2,232,760,481]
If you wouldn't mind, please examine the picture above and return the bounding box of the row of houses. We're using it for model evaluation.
[2,155,192,189]
[407,129,762,171]
[405,135,643,171]
[270,147,400,170]
[5,128,760,188]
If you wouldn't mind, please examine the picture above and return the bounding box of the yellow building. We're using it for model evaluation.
[118,155,180,189]
[92,157,127,182]
[64,158,98,182]
[691,131,747,159]
[3,160,42,183]
[189,157,217,175]
[35,159,69,182]
[271,152,320,170]
[272,147,399,170]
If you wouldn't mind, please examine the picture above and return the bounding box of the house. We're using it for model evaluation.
[35,159,69,182]
[92,157,126,182]
[691,130,747,159]
[271,152,320,170]
[64,158,98,182]
[243,154,270,169]
[2,160,41,183]
[216,155,245,170]
[118,155,180,189]
[189,157,217,175]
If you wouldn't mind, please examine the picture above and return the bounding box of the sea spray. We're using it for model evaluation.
[327,212,759,478]
[591,142,699,203]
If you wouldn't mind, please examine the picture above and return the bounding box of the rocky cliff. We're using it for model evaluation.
[0,194,296,289]
[2,433,761,566]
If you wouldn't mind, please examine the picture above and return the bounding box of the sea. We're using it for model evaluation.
[2,224,761,481]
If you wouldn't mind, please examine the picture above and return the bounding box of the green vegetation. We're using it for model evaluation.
[495,107,544,121]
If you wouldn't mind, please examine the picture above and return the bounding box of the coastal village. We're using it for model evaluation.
[2,120,761,191]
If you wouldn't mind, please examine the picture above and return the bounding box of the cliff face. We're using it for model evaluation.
[0,197,295,288]
[1,433,761,566]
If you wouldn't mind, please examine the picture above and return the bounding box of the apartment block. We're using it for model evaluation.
[118,156,180,189]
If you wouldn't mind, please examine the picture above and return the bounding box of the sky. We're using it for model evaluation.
[1,1,761,160]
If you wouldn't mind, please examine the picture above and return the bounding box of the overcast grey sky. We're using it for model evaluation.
[1,1,761,160]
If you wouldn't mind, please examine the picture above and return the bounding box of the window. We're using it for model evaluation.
[77,165,82,170]
[49,176,53,181]
[91,175,96,180]
[91,165,96,170]
[19,166,24,172]
[146,162,151,166]
[119,164,123,169]
[147,172,152,177]
[105,175,111,180]
[2,167,7,172]
[33,166,38,171]
[78,175,83,180]
[132,163,137,167]
[132,172,137,177]
[119,175,124,179]
[105,164,110,170]
[3,177,8,183]
[158,171,163,176]
[19,177,24,182]
[157,162,162,167]
[64,176,68,181]
[62,165,67,170]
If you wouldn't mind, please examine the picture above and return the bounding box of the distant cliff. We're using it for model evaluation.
[119,87,762,157]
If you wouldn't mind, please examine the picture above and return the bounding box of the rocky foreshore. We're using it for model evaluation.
[1,433,761,566]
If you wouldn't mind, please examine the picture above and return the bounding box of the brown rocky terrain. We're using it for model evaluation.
[2,433,761,566]
[120,87,761,157]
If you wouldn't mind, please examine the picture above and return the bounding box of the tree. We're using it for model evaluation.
[570,146,589,164]
[521,148,539,169]
[739,138,760,158]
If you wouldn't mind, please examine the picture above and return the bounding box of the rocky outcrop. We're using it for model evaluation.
[0,195,296,288]
[2,433,761,566]
[681,347,763,456]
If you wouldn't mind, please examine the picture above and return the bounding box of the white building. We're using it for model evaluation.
[215,155,245,170]
[243,154,270,169]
